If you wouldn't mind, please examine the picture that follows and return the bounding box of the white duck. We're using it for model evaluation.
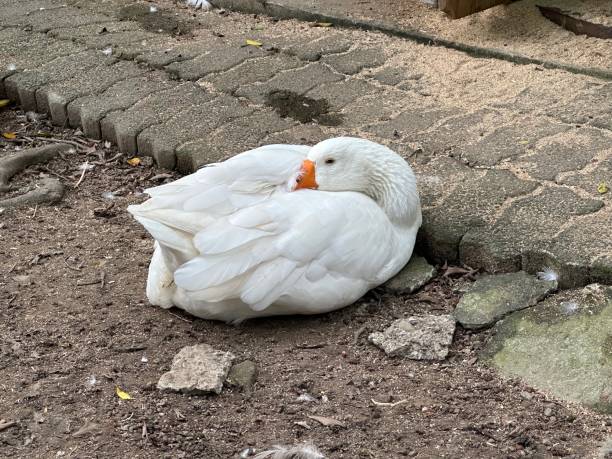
[128,137,421,323]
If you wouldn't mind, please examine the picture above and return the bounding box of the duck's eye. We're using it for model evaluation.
[325,158,335,165]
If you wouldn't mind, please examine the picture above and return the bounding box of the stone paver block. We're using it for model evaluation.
[157,344,235,395]
[286,34,351,61]
[369,315,456,360]
[138,95,252,169]
[460,118,571,167]
[305,78,379,109]
[235,63,344,104]
[340,90,406,127]
[559,158,612,198]
[21,6,111,32]
[454,271,557,329]
[483,284,612,413]
[385,256,436,294]
[175,108,294,172]
[204,54,302,94]
[67,71,175,138]
[136,41,215,69]
[166,44,266,81]
[4,50,116,112]
[100,83,214,155]
[47,20,139,41]
[0,0,63,27]
[322,48,387,75]
[367,108,457,141]
[370,67,413,86]
[38,60,149,126]
[421,169,538,263]
[261,124,327,147]
[518,128,612,181]
[548,83,612,127]
[460,187,604,277]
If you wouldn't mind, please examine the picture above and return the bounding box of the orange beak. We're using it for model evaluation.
[294,159,318,190]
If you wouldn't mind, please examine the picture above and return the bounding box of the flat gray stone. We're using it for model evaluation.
[548,83,612,126]
[559,157,612,197]
[20,6,111,32]
[482,284,612,414]
[460,118,570,167]
[460,187,605,281]
[226,360,257,390]
[157,344,235,395]
[366,108,457,141]
[100,83,214,156]
[166,43,266,81]
[385,256,436,294]
[66,71,175,138]
[322,48,386,75]
[204,54,302,94]
[369,315,456,360]
[4,50,114,112]
[454,271,557,329]
[286,34,351,61]
[39,60,148,125]
[175,108,293,172]
[138,95,251,169]
[235,63,344,104]
[305,78,379,110]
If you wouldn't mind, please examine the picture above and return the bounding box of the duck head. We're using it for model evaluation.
[292,137,421,226]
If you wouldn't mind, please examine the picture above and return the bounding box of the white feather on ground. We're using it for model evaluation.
[252,443,325,459]
[536,267,559,282]
[186,0,213,10]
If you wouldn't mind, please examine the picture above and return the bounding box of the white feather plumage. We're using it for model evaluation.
[253,442,325,459]
[128,138,421,322]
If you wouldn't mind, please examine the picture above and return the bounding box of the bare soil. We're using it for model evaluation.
[0,105,610,458]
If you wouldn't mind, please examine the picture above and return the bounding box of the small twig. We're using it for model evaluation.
[63,257,82,271]
[141,421,148,441]
[353,326,367,345]
[100,271,106,289]
[31,204,38,219]
[74,162,88,188]
[6,262,17,275]
[120,413,134,423]
[77,278,101,286]
[167,311,191,323]
[0,421,17,432]
[371,398,408,408]
[32,137,82,150]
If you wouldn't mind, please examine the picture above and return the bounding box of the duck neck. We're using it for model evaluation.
[365,154,421,227]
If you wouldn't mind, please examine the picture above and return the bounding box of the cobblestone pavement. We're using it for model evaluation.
[1,0,610,286]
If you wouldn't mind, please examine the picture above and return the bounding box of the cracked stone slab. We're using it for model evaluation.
[482,284,612,414]
[100,83,214,155]
[175,108,294,172]
[20,6,111,32]
[367,108,458,141]
[460,187,605,282]
[285,34,351,61]
[454,271,557,329]
[369,315,456,360]
[203,54,302,94]
[321,48,387,75]
[4,50,116,112]
[420,169,538,263]
[67,71,175,138]
[517,127,612,181]
[459,118,570,167]
[157,344,235,395]
[385,256,436,294]
[236,63,344,104]
[166,44,266,81]
[38,60,149,125]
[305,78,379,110]
[137,95,252,169]
[548,83,612,127]
[559,157,612,198]
[135,40,217,69]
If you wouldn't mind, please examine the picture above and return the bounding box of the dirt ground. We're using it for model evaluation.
[0,105,610,458]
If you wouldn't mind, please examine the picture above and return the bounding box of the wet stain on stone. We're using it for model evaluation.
[119,4,194,36]
[266,90,343,126]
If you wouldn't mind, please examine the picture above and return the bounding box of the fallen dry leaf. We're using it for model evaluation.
[307,415,345,427]
[127,157,141,166]
[115,386,132,400]
[598,182,609,194]
[0,99,10,108]
[2,132,17,139]
[311,22,333,27]
[245,39,262,47]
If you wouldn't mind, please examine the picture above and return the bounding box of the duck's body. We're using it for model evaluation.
[128,138,421,322]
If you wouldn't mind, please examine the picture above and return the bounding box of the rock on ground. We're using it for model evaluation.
[384,256,436,294]
[483,284,612,414]
[454,271,557,329]
[226,360,257,391]
[368,315,456,360]
[157,344,236,395]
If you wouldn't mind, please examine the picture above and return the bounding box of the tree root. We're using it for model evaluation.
[0,144,72,208]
